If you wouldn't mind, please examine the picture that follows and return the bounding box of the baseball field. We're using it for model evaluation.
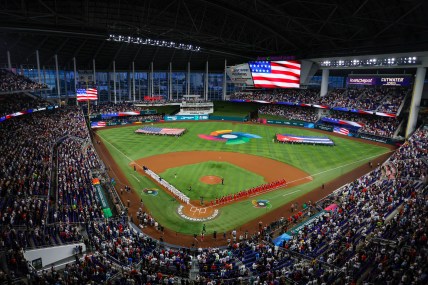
[94,121,393,237]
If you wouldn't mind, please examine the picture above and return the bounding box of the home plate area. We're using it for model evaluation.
[177,204,219,222]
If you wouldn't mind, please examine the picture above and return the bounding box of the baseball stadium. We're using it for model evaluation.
[0,1,427,284]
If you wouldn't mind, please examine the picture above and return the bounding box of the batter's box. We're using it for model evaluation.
[190,207,207,215]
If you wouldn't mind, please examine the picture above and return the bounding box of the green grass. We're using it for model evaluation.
[98,121,391,234]
[160,161,265,200]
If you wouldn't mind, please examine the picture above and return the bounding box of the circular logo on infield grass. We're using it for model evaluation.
[143,188,159,196]
[198,130,261,145]
[252,200,272,209]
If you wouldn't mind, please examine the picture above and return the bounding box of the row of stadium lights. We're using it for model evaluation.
[320,56,418,67]
[107,34,201,52]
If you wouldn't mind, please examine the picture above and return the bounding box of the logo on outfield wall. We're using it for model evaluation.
[143,188,159,196]
[252,200,272,209]
[198,130,261,145]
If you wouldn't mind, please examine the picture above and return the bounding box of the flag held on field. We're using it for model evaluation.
[249,60,301,88]
[333,127,350,136]
[77,88,98,101]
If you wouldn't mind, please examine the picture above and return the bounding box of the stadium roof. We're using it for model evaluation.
[0,0,427,71]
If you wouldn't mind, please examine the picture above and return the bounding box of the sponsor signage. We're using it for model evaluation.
[256,55,296,61]
[164,115,209,121]
[226,63,254,86]
[347,76,412,86]
[315,124,334,132]
[347,77,376,85]
[379,77,411,86]
[92,178,113,218]
[267,119,305,127]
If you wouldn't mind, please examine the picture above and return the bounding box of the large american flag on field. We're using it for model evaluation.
[135,126,186,136]
[77,88,98,102]
[333,127,350,136]
[249,61,301,88]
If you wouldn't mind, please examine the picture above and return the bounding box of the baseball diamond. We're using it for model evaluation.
[2,2,427,283]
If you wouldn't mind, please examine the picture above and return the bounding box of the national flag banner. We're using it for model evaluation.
[276,134,334,145]
[91,121,107,128]
[135,126,186,136]
[77,88,98,102]
[321,117,364,128]
[249,60,301,88]
[333,127,350,136]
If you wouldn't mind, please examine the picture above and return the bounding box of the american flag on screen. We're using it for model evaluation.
[333,127,350,136]
[77,88,98,102]
[249,61,301,88]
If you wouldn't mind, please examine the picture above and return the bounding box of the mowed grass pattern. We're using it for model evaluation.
[161,161,266,200]
[98,122,391,234]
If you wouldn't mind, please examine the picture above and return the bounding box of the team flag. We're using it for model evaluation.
[77,88,98,102]
[333,127,350,136]
[249,61,301,88]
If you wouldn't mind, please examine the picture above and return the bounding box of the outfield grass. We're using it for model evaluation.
[160,161,265,200]
[98,121,391,234]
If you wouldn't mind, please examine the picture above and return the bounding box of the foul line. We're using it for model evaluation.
[97,133,134,163]
[283,190,301,197]
[130,174,141,182]
[269,150,394,200]
[288,150,393,186]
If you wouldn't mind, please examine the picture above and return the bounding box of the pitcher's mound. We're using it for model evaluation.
[200,175,222,184]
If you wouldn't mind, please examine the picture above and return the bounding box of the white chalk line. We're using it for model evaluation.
[268,150,394,200]
[130,174,140,182]
[283,190,301,197]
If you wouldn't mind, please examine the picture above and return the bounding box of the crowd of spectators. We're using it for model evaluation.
[0,93,50,117]
[0,69,47,92]
[53,137,104,223]
[318,89,354,108]
[0,105,104,282]
[324,110,400,138]
[89,102,152,115]
[259,105,318,122]
[232,86,408,115]
[232,89,319,104]
[87,218,192,278]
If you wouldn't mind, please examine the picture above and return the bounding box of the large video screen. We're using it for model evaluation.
[249,60,301,88]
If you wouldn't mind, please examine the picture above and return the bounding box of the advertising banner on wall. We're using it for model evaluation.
[92,178,113,218]
[378,77,411,86]
[347,77,376,85]
[347,76,412,86]
[226,63,254,86]
[164,115,209,121]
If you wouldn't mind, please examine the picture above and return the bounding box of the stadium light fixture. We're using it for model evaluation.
[106,34,201,52]
[319,56,418,67]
